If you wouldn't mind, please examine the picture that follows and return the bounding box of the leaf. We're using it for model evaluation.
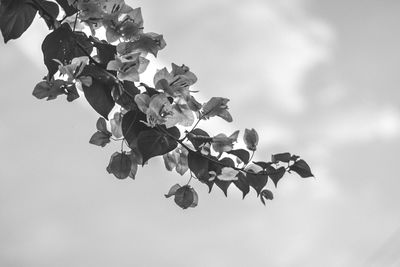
[187,128,212,151]
[55,0,77,16]
[253,161,272,170]
[90,36,117,66]
[0,0,38,43]
[272,152,291,163]
[39,1,59,29]
[290,159,314,178]
[267,166,286,187]
[164,184,181,198]
[89,131,111,147]
[136,127,180,164]
[260,189,273,205]
[227,149,250,164]
[82,77,115,119]
[42,23,93,78]
[243,128,259,151]
[213,158,234,196]
[202,97,232,122]
[112,81,140,111]
[106,152,132,179]
[174,185,195,209]
[187,151,213,192]
[121,109,150,148]
[246,170,268,196]
[32,80,65,100]
[233,172,250,199]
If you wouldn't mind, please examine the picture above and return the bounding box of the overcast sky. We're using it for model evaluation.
[1,0,400,266]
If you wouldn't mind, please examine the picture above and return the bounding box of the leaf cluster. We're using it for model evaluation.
[0,0,314,209]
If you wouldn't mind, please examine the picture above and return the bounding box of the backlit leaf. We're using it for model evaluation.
[272,152,291,163]
[260,189,273,205]
[227,149,250,164]
[243,128,259,151]
[121,109,150,148]
[165,184,181,198]
[267,166,286,187]
[174,185,195,209]
[233,172,250,199]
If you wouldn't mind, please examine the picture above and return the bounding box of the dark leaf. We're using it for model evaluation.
[266,166,286,187]
[42,23,93,78]
[89,131,111,147]
[136,127,180,164]
[112,81,140,111]
[272,152,292,163]
[90,36,117,66]
[106,152,132,179]
[246,171,268,196]
[212,157,233,196]
[187,128,212,150]
[39,1,59,29]
[55,0,77,16]
[0,0,37,43]
[174,185,195,209]
[121,109,150,148]
[227,149,250,164]
[233,172,250,199]
[260,189,274,205]
[187,151,213,192]
[32,80,65,100]
[253,161,272,170]
[65,84,79,102]
[290,159,314,178]
[82,76,115,119]
[96,117,110,134]
[139,83,159,97]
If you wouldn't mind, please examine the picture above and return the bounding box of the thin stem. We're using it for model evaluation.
[186,172,194,186]
[73,12,79,32]
[180,117,202,142]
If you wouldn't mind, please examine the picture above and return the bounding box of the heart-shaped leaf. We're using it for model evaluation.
[0,0,37,43]
[136,127,180,164]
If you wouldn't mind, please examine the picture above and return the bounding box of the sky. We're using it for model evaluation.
[1,0,400,266]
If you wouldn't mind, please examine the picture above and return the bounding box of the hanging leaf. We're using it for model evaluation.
[233,172,250,199]
[129,162,138,179]
[89,131,111,147]
[267,166,286,187]
[227,149,250,164]
[32,80,66,101]
[290,159,314,178]
[260,189,273,205]
[173,185,197,209]
[0,0,38,43]
[96,117,110,134]
[82,76,115,119]
[110,112,123,138]
[188,151,213,192]
[175,147,189,176]
[243,128,259,151]
[112,81,140,111]
[245,165,268,196]
[106,152,132,179]
[121,109,150,148]
[136,127,180,164]
[212,157,234,196]
[42,23,93,78]
[272,152,291,163]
